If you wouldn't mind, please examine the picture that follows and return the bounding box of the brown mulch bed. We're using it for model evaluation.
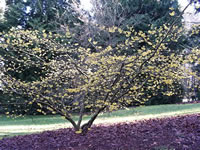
[0,114,200,150]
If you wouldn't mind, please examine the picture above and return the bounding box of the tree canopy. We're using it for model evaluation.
[0,0,200,135]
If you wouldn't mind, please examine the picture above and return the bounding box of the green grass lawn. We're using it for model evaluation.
[1,103,200,139]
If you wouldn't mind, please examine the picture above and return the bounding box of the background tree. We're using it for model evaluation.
[74,0,183,48]
[186,24,200,100]
[0,0,26,31]
[25,0,83,32]
[91,0,181,30]
[0,0,82,32]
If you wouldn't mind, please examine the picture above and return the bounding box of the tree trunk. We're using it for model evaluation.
[80,106,107,135]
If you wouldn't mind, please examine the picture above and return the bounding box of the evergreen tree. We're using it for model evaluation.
[25,0,82,32]
[0,0,26,31]
[0,0,82,32]
[91,0,181,31]
[77,0,184,51]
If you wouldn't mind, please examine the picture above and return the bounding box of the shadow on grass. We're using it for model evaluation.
[1,103,200,139]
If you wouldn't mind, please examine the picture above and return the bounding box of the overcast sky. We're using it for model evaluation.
[80,0,93,11]
[0,0,6,12]
[179,0,200,28]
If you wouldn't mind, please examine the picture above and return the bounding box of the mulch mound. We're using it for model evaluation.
[0,114,200,150]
